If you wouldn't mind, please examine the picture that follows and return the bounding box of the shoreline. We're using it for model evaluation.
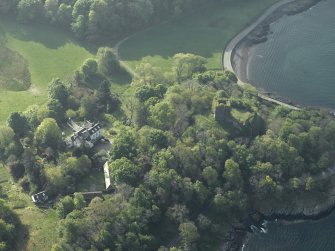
[221,0,334,250]
[238,174,335,251]
[223,0,323,111]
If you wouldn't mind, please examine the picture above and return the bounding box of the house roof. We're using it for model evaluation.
[88,124,101,135]
[68,121,102,147]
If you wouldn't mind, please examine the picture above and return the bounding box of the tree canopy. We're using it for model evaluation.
[1,22,335,249]
[9,0,215,42]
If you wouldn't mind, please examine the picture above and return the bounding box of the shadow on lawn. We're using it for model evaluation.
[16,224,29,251]
[0,16,97,54]
[118,2,228,61]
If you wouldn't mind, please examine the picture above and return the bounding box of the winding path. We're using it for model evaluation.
[113,19,173,79]
[222,0,301,111]
[113,35,138,78]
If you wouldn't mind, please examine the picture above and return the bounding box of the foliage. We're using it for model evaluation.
[0,199,21,251]
[10,0,216,42]
[47,78,69,107]
[1,2,335,248]
[0,126,15,159]
[135,84,167,103]
[3,58,332,251]
[46,99,65,122]
[179,221,199,251]
[34,118,62,150]
[97,47,121,76]
[81,58,98,81]
[109,157,142,186]
[79,95,99,120]
[4,59,335,250]
[17,0,43,23]
[173,53,207,83]
[110,130,137,160]
[6,112,28,136]
[96,80,119,113]
[56,196,74,219]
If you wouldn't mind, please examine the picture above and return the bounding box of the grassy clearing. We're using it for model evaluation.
[106,71,133,95]
[119,0,279,72]
[0,164,58,251]
[194,115,229,137]
[0,17,94,125]
[76,170,106,192]
[231,108,252,123]
[16,207,59,251]
[0,90,46,125]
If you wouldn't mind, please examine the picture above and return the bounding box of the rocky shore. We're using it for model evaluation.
[222,175,335,251]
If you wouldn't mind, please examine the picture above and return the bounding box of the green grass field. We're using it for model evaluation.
[0,46,31,91]
[0,164,58,251]
[119,0,279,72]
[0,17,94,124]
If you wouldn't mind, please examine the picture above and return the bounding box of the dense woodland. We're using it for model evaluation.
[1,44,335,250]
[0,0,219,41]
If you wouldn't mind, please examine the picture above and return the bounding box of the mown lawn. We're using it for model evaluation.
[119,0,279,72]
[0,17,94,124]
[0,90,46,124]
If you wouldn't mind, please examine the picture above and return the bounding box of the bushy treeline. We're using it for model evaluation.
[0,0,215,41]
[3,51,335,250]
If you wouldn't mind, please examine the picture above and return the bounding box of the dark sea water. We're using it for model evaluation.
[244,1,335,250]
[247,0,335,109]
[244,211,335,251]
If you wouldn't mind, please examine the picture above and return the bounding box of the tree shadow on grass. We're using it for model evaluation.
[118,2,228,62]
[85,70,132,92]
[0,16,97,54]
[16,224,29,251]
[108,69,132,86]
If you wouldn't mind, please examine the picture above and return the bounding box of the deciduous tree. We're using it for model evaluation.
[34,118,62,150]
[7,112,28,136]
